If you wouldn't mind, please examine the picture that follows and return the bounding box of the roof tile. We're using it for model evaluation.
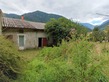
[2,17,45,30]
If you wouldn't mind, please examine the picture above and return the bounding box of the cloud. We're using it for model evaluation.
[88,17,107,25]
[0,0,109,24]
[0,0,28,14]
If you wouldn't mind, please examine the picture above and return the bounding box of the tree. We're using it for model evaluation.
[92,27,105,42]
[45,18,72,46]
[106,30,109,42]
[105,26,109,42]
[45,17,88,46]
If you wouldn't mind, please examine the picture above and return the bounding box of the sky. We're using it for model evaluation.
[0,0,109,25]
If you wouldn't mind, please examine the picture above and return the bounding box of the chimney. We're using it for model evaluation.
[0,9,3,35]
[21,15,24,20]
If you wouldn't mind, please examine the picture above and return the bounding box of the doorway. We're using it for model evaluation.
[38,38,42,47]
[38,38,47,47]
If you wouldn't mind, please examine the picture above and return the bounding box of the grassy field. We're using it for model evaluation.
[2,35,109,82]
[16,42,109,82]
[19,49,41,62]
[19,42,109,62]
[93,42,109,78]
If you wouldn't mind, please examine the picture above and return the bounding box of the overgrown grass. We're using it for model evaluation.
[19,49,40,62]
[0,36,21,82]
[16,40,109,82]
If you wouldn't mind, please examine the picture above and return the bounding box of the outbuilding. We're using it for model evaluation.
[0,9,48,50]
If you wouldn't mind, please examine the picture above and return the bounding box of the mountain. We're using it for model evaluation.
[4,11,92,32]
[4,13,20,19]
[81,23,94,30]
[23,11,63,23]
[4,11,63,23]
[98,20,109,30]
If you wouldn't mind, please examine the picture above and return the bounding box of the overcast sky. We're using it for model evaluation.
[0,0,109,25]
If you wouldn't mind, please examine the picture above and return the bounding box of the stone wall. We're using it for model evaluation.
[3,28,47,49]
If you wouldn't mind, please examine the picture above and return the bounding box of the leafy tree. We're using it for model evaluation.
[92,27,105,42]
[93,26,99,31]
[45,18,71,46]
[105,27,109,42]
[106,30,109,42]
[45,17,87,46]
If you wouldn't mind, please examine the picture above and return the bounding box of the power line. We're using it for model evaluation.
[96,13,109,17]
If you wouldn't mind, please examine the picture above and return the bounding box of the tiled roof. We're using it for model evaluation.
[29,21,45,30]
[2,17,45,30]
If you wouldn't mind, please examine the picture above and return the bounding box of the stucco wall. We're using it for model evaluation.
[3,28,47,49]
[25,32,37,49]
[3,32,19,48]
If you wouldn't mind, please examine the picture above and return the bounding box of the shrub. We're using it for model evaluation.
[0,36,21,82]
[19,40,108,82]
[70,41,108,82]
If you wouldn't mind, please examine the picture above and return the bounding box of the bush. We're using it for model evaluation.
[0,36,21,82]
[70,41,107,82]
[18,40,108,82]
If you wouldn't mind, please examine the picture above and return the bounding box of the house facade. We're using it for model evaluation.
[0,9,48,50]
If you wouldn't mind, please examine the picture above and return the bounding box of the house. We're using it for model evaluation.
[0,9,48,50]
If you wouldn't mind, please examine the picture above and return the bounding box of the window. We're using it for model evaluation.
[18,34,25,50]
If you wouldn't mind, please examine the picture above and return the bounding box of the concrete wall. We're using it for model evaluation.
[3,28,47,49]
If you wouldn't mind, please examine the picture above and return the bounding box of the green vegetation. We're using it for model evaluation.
[91,27,105,42]
[97,20,109,30]
[45,17,87,46]
[105,28,109,42]
[1,17,109,81]
[0,36,21,82]
[1,35,109,82]
[16,40,109,82]
[88,26,109,43]
[5,11,63,23]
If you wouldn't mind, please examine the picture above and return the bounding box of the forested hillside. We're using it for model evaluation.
[4,11,63,23]
[97,20,109,30]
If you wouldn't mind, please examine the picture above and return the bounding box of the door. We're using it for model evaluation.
[43,38,47,46]
[19,35,25,49]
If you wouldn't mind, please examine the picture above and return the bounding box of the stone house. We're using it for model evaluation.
[0,9,48,50]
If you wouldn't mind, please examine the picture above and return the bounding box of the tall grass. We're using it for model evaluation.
[18,40,108,82]
[0,36,21,82]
